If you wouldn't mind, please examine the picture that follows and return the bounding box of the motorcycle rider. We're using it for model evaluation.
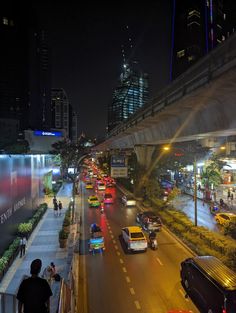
[100,201,104,213]
[149,231,157,249]
[149,231,156,242]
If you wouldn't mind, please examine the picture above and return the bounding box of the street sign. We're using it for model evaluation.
[111,167,128,178]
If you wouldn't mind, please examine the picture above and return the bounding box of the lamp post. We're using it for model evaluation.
[163,145,198,226]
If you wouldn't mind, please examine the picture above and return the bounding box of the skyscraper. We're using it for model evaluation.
[108,63,149,132]
[0,2,52,150]
[171,0,236,80]
[51,88,78,142]
[0,1,29,143]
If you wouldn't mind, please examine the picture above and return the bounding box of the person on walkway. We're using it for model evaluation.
[54,201,58,217]
[58,201,62,216]
[17,258,52,313]
[228,190,231,201]
[53,196,57,206]
[19,236,27,257]
[230,193,234,205]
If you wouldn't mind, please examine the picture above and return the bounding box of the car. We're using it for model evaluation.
[121,195,136,206]
[121,226,147,252]
[88,195,100,207]
[136,211,162,232]
[85,182,93,189]
[215,212,236,226]
[103,193,113,204]
[97,182,106,191]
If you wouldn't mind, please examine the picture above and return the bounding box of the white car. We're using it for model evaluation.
[121,195,136,206]
[97,183,106,191]
[121,226,147,252]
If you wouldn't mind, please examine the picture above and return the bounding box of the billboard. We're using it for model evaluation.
[110,155,127,178]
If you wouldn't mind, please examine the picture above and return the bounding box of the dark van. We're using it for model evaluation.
[180,256,236,313]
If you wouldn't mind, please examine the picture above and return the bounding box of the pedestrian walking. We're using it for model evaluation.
[58,201,62,216]
[53,196,57,206]
[17,258,52,313]
[19,236,27,257]
[54,201,58,216]
[227,190,231,201]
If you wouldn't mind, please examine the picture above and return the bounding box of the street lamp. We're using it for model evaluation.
[163,145,198,226]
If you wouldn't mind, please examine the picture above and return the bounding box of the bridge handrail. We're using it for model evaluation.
[108,31,236,138]
[0,292,17,313]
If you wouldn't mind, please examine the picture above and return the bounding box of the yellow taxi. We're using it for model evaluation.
[88,195,100,207]
[215,212,236,226]
[85,182,93,189]
[121,226,147,252]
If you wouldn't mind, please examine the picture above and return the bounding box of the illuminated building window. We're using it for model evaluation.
[188,10,200,18]
[3,17,8,25]
[177,50,185,58]
[187,21,200,27]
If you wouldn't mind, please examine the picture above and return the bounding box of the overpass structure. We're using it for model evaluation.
[95,32,236,166]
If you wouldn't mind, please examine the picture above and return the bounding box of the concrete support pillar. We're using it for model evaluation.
[134,145,156,169]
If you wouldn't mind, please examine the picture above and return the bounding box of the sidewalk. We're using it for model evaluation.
[0,182,74,313]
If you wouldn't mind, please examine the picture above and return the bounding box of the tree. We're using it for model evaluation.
[51,139,85,177]
[201,155,226,190]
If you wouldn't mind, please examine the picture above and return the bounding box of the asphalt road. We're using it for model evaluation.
[78,184,199,313]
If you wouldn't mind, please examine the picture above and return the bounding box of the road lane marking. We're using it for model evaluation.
[126,276,131,283]
[107,225,111,229]
[179,289,189,301]
[116,251,120,256]
[113,240,116,244]
[134,301,141,310]
[114,245,118,250]
[109,230,112,234]
[119,258,124,264]
[111,234,114,239]
[122,267,127,273]
[156,257,163,266]
[130,287,135,295]
[106,221,109,225]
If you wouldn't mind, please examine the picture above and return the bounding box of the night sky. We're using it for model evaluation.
[34,1,172,139]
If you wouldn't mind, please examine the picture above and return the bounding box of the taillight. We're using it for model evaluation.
[222,309,227,313]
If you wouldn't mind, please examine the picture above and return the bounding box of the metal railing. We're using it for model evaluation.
[0,292,17,313]
[108,31,236,138]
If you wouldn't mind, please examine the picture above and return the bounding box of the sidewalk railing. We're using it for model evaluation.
[0,292,17,313]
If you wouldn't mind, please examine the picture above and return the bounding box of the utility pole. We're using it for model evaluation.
[194,157,198,227]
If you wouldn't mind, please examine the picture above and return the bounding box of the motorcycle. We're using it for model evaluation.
[149,236,158,250]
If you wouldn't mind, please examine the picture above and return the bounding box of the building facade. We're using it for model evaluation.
[171,0,236,80]
[51,88,78,142]
[108,63,149,132]
[0,2,52,150]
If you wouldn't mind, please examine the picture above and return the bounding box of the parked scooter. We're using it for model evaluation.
[149,231,158,250]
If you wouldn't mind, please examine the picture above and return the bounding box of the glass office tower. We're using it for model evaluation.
[108,63,149,132]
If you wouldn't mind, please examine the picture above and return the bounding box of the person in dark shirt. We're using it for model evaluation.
[17,258,52,313]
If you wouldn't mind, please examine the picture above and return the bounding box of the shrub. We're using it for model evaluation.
[0,257,8,272]
[59,229,69,240]
[18,222,32,235]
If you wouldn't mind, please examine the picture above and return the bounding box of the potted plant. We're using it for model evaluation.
[59,229,68,248]
[63,216,71,233]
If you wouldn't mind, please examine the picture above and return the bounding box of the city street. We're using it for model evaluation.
[78,183,199,313]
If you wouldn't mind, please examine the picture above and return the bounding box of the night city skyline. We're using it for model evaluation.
[33,1,172,139]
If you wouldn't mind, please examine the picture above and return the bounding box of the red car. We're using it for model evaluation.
[103,193,113,204]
